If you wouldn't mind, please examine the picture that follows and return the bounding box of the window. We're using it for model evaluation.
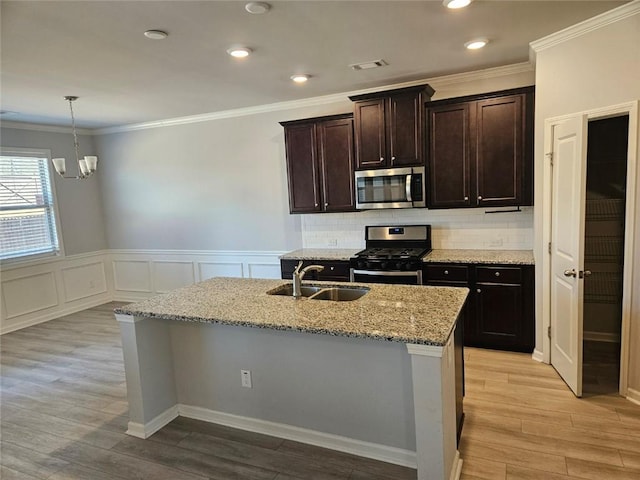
[0,149,61,261]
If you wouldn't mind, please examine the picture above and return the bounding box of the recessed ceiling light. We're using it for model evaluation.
[465,38,488,50]
[290,74,310,84]
[245,2,271,14]
[443,0,473,9]
[144,30,168,40]
[227,47,252,58]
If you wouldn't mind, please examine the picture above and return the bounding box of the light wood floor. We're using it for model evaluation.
[0,303,638,480]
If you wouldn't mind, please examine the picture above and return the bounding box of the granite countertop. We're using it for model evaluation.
[280,248,534,265]
[280,249,361,261]
[422,249,534,265]
[114,277,468,346]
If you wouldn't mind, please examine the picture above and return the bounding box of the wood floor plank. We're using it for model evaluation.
[505,464,586,480]
[521,419,640,454]
[463,397,574,426]
[566,457,640,480]
[111,434,278,480]
[459,436,568,474]
[46,463,130,480]
[52,440,210,480]
[463,422,624,467]
[0,441,69,479]
[0,465,41,480]
[620,450,640,469]
[178,431,352,480]
[571,412,640,437]
[459,455,506,480]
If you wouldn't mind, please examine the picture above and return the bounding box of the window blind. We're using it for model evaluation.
[0,154,60,261]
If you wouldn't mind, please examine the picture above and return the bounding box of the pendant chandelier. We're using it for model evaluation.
[51,96,98,179]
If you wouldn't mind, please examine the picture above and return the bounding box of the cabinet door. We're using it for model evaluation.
[318,118,355,212]
[353,99,387,169]
[284,123,321,213]
[427,103,472,208]
[475,95,523,207]
[389,91,424,167]
[475,283,523,349]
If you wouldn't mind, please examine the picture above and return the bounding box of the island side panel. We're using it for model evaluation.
[408,336,461,480]
[116,314,178,437]
[168,320,418,453]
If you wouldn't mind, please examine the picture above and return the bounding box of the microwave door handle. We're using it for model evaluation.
[405,174,413,202]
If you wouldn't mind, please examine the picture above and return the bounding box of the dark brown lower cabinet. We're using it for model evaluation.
[423,263,534,352]
[280,259,350,282]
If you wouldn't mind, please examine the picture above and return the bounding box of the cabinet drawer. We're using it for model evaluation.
[424,264,469,283]
[476,266,521,284]
[317,262,350,280]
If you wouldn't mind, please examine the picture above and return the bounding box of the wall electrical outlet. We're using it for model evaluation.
[241,369,252,388]
[327,238,338,247]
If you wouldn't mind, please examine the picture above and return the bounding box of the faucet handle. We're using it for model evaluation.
[294,260,304,274]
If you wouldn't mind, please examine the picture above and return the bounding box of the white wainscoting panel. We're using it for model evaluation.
[113,260,152,293]
[110,250,284,302]
[153,261,196,293]
[61,261,108,302]
[0,251,113,334]
[198,262,244,281]
[2,271,58,319]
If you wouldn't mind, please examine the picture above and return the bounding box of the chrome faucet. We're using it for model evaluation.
[292,261,324,298]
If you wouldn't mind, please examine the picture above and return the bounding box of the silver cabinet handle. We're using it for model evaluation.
[477,288,481,293]
[391,156,396,161]
[464,196,469,201]
[380,157,384,161]
[495,271,500,277]
[478,196,483,201]
[564,269,577,278]
[314,203,318,207]
[324,202,328,207]
[444,270,449,275]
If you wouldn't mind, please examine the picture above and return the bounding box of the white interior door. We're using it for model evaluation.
[549,114,588,397]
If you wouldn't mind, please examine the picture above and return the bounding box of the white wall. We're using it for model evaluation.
[94,65,536,253]
[532,5,640,393]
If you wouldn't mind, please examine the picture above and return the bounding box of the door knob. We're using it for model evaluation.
[563,269,577,278]
[580,270,592,278]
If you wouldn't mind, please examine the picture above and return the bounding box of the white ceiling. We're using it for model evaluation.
[0,0,627,129]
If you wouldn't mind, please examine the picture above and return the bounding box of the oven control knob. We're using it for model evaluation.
[395,262,403,270]
[357,260,366,270]
[366,262,374,270]
[380,262,388,270]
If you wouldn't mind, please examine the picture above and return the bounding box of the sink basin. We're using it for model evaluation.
[309,287,370,301]
[267,284,370,301]
[267,284,324,297]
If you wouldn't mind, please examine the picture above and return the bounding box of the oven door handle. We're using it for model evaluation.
[352,269,420,277]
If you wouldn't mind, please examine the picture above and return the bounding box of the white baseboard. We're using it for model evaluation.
[626,388,640,406]
[531,349,544,363]
[449,451,463,480]
[126,405,180,439]
[178,403,417,468]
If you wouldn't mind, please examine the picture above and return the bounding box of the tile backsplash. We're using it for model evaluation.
[301,207,534,250]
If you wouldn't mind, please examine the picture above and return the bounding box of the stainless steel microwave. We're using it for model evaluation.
[355,166,426,209]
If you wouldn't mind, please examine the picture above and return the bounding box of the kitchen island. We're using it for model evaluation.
[114,277,468,480]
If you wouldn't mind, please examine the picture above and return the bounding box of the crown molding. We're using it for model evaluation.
[0,120,94,136]
[95,62,533,135]
[530,0,640,58]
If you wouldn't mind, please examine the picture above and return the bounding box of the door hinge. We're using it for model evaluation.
[548,242,551,254]
[547,325,551,339]
[546,152,553,166]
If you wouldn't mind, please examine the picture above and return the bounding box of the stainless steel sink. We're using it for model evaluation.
[267,284,323,297]
[267,283,370,301]
[309,287,369,301]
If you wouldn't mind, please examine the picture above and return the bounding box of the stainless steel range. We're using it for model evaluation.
[349,225,432,285]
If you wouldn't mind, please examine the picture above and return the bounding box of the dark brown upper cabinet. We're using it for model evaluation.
[349,84,435,170]
[426,86,534,209]
[280,114,355,214]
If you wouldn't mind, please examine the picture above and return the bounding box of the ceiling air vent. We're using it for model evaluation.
[349,59,388,71]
